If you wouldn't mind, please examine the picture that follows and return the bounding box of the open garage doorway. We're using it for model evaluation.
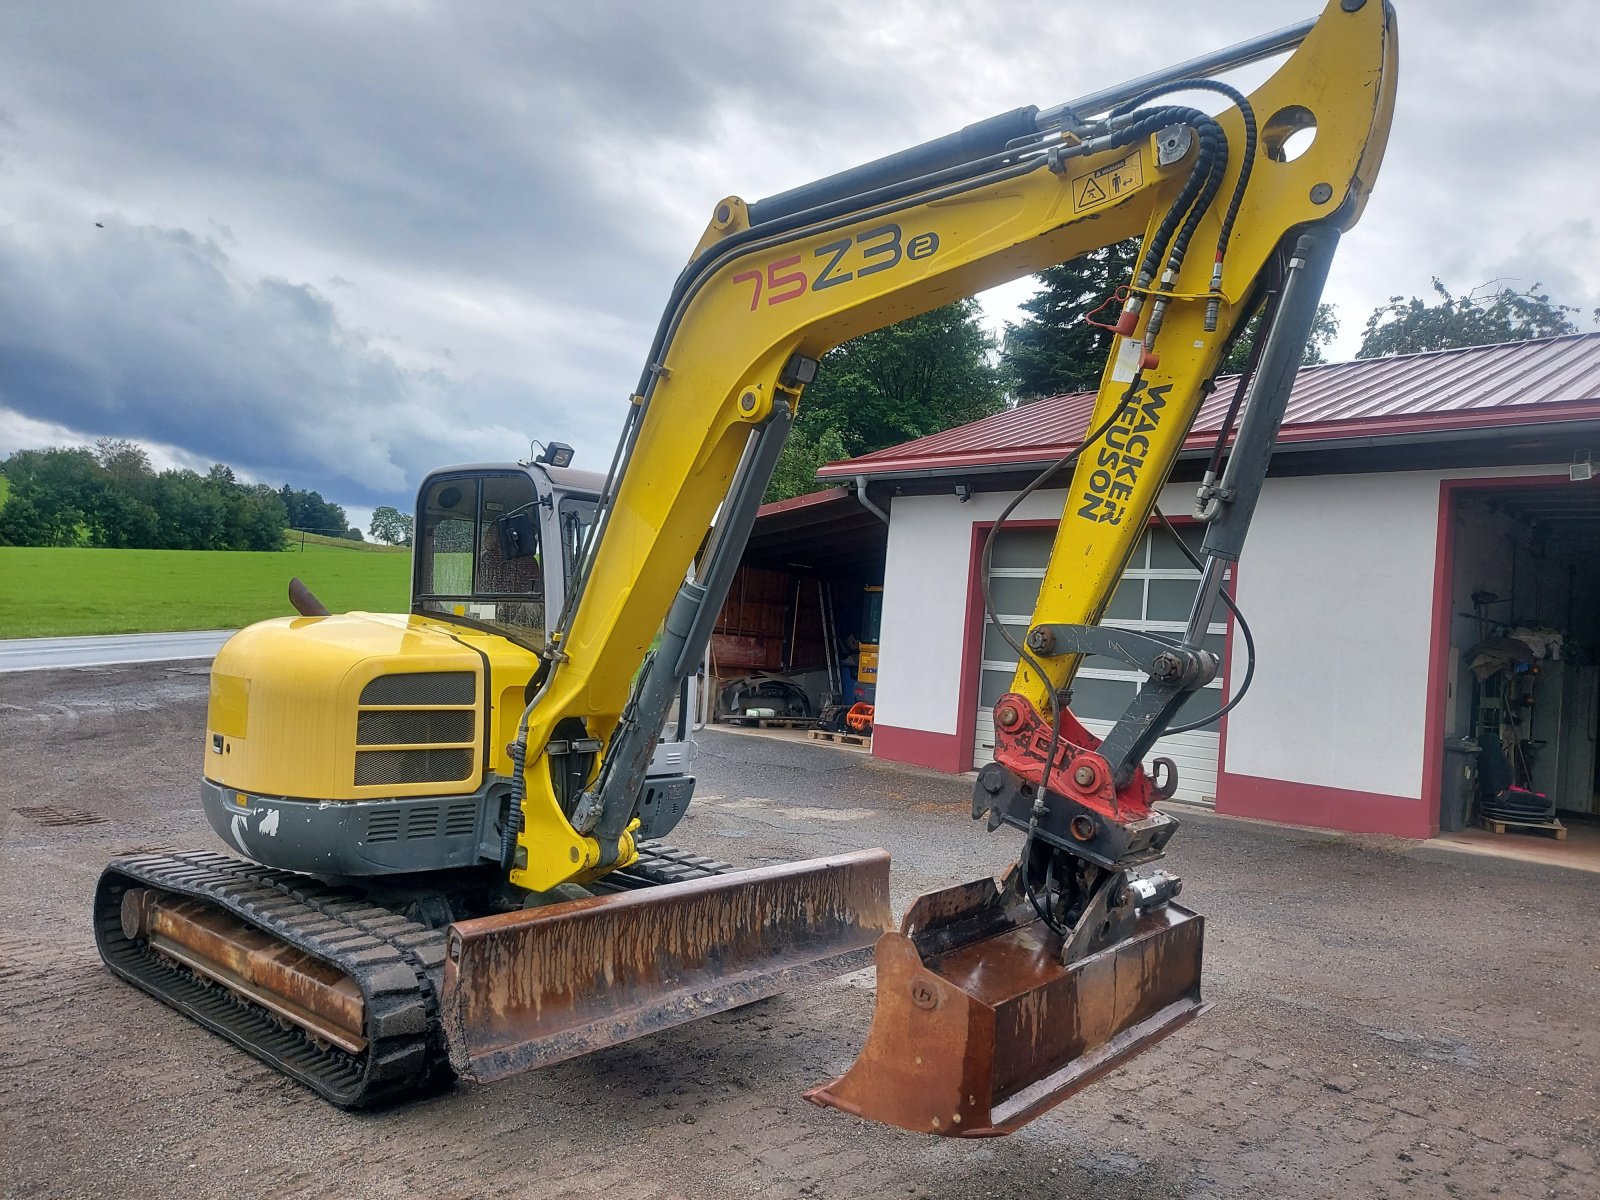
[1434,475,1600,855]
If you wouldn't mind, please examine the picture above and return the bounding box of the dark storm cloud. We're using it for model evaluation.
[0,1,895,296]
[0,217,546,503]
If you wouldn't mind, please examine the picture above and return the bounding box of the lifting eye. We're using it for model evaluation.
[1262,105,1317,162]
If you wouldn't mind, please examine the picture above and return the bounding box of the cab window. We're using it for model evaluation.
[416,473,545,632]
[557,494,597,590]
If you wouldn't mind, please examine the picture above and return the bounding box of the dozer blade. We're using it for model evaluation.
[806,873,1205,1137]
[441,848,892,1082]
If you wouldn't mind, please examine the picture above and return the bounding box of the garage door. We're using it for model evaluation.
[972,524,1227,807]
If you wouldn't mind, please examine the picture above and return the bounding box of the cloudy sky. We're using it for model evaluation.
[2,1,1597,527]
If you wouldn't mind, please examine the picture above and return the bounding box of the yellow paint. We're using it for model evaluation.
[203,611,541,801]
[208,672,250,739]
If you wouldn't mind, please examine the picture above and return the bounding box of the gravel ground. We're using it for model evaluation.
[2,662,1597,1199]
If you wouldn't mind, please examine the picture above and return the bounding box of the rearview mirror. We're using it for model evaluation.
[495,511,539,560]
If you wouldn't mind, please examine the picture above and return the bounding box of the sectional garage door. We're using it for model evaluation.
[972,524,1227,807]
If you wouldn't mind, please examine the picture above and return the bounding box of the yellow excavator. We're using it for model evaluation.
[95,0,1395,1135]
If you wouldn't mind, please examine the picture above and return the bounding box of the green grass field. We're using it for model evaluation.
[285,529,409,553]
[0,539,413,638]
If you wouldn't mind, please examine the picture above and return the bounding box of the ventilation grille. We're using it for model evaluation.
[444,801,477,837]
[357,710,475,746]
[365,809,402,843]
[355,749,473,787]
[406,807,439,840]
[363,801,478,843]
[360,671,476,706]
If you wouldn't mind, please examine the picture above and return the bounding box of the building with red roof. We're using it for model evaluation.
[793,333,1600,839]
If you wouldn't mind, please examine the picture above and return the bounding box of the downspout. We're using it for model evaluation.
[854,475,889,524]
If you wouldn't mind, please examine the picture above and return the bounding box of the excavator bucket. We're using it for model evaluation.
[806,872,1205,1136]
[441,849,892,1081]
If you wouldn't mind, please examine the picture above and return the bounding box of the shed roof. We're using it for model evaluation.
[746,487,886,578]
[818,333,1600,481]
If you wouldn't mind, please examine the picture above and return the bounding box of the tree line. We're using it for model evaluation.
[0,438,361,551]
[765,242,1598,502]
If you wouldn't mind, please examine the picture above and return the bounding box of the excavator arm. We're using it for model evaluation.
[461,0,1396,1128]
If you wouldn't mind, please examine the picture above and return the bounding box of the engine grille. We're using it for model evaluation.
[359,671,476,706]
[355,748,474,787]
[357,710,475,746]
[355,670,478,788]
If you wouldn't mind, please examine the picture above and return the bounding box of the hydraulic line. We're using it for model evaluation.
[1112,80,1258,330]
[1153,507,1257,735]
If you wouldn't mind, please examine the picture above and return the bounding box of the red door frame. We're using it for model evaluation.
[953,514,1233,778]
[1420,472,1584,836]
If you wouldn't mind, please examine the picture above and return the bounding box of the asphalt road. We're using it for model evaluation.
[1,662,1596,1199]
[0,630,233,673]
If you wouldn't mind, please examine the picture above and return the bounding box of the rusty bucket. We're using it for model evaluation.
[441,849,892,1082]
[806,872,1205,1137]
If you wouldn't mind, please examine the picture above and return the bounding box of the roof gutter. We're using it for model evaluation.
[853,475,890,523]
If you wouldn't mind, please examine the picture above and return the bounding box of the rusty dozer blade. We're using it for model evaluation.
[441,849,892,1082]
[806,870,1205,1137]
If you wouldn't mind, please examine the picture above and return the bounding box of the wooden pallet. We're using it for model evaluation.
[808,729,871,748]
[728,716,818,729]
[1482,816,1567,840]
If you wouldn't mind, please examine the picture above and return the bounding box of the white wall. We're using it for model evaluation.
[1222,471,1442,796]
[876,464,1571,802]
[874,481,1197,738]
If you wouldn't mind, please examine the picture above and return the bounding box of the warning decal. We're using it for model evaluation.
[1073,154,1144,213]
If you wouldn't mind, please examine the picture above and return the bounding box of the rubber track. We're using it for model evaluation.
[95,850,451,1108]
[93,843,731,1108]
[602,841,733,889]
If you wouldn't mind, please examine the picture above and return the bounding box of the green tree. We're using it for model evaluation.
[0,447,106,545]
[369,505,414,546]
[279,485,348,534]
[1219,302,1340,374]
[221,483,289,551]
[766,425,850,504]
[151,469,227,549]
[1001,239,1141,401]
[0,493,47,546]
[94,438,154,489]
[799,299,1004,455]
[766,300,1003,501]
[1357,279,1596,358]
[91,488,162,548]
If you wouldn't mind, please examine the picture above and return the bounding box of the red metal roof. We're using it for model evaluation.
[755,485,850,518]
[818,333,1600,480]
